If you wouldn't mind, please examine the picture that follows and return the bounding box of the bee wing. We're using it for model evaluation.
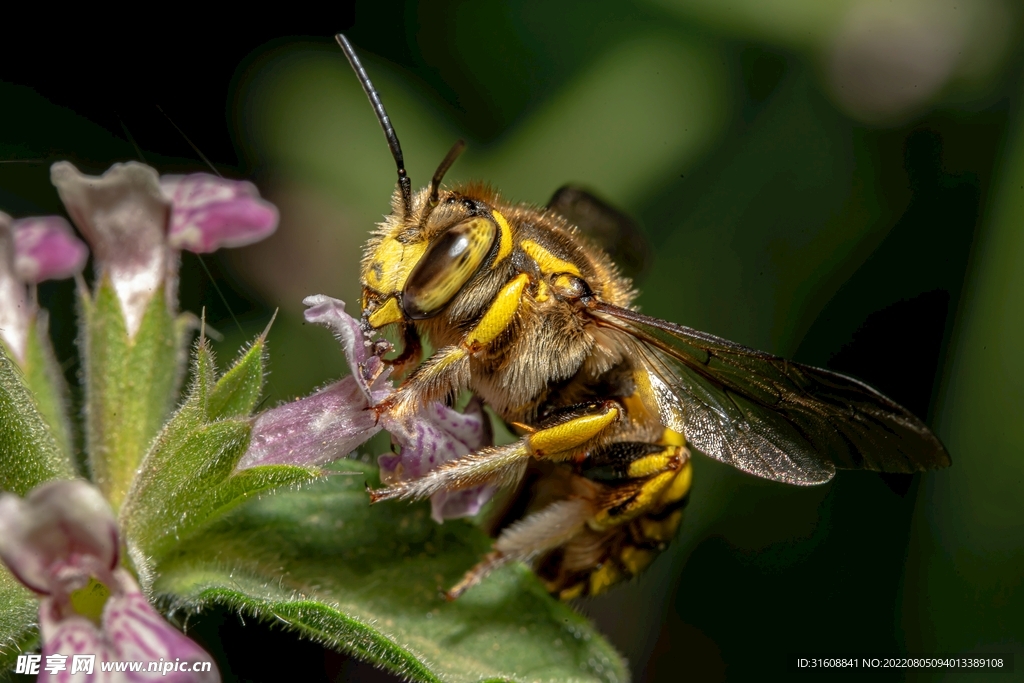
[586,301,951,485]
[547,185,651,281]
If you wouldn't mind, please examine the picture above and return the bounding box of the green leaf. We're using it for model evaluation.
[19,318,74,464]
[0,331,68,681]
[154,461,628,683]
[0,566,37,678]
[0,339,73,495]
[81,278,183,509]
[122,335,312,564]
[206,337,265,421]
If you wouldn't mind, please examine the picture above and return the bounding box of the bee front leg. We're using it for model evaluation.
[382,273,531,417]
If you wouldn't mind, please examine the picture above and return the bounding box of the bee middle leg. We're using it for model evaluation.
[368,400,623,504]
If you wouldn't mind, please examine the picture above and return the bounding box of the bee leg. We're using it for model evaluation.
[382,344,472,417]
[385,274,530,416]
[368,400,622,503]
[542,434,693,598]
[586,434,691,531]
[446,498,595,600]
[387,322,423,379]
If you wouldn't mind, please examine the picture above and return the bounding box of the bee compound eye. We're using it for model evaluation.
[402,217,498,319]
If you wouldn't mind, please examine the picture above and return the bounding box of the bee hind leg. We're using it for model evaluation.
[446,498,595,600]
[542,434,693,598]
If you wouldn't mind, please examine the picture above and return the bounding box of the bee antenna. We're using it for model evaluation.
[428,139,466,207]
[335,33,412,219]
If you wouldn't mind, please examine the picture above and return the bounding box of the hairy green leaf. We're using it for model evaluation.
[19,319,73,464]
[155,461,628,683]
[81,278,184,509]
[0,340,72,495]
[122,336,310,564]
[0,566,37,679]
[205,337,265,421]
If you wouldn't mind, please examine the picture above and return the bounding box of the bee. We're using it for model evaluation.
[336,35,951,600]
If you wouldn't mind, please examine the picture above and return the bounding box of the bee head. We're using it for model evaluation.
[336,35,506,331]
[361,179,512,330]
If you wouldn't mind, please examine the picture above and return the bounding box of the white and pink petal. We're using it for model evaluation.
[380,398,495,523]
[50,162,170,338]
[0,212,30,361]
[302,295,392,402]
[0,480,118,596]
[40,569,219,683]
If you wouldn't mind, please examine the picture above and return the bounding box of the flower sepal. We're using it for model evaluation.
[80,275,189,511]
[120,332,317,570]
[0,213,85,462]
[0,334,73,499]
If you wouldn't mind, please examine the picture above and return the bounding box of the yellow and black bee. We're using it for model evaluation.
[336,35,951,600]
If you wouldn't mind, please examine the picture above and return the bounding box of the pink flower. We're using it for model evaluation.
[0,212,88,362]
[0,480,219,683]
[162,175,277,254]
[50,162,277,338]
[12,216,89,284]
[237,295,495,522]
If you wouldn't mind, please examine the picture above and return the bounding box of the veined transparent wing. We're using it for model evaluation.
[586,301,951,485]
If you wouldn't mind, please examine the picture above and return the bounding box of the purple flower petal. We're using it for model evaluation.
[237,377,381,470]
[381,398,495,523]
[302,295,391,402]
[430,485,496,523]
[40,569,220,683]
[0,212,30,361]
[50,162,170,338]
[162,174,277,254]
[0,481,118,596]
[11,216,88,283]
[236,296,393,470]
[239,294,497,519]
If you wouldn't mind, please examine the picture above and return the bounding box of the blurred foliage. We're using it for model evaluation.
[2,0,1023,680]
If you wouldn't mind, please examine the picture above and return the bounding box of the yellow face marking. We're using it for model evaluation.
[521,239,582,277]
[367,297,404,328]
[491,210,514,266]
[528,405,619,456]
[363,237,427,295]
[619,546,655,576]
[659,460,693,505]
[465,273,529,349]
[639,510,683,543]
[589,561,623,595]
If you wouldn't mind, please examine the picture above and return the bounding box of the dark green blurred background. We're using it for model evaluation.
[2,2,1022,680]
